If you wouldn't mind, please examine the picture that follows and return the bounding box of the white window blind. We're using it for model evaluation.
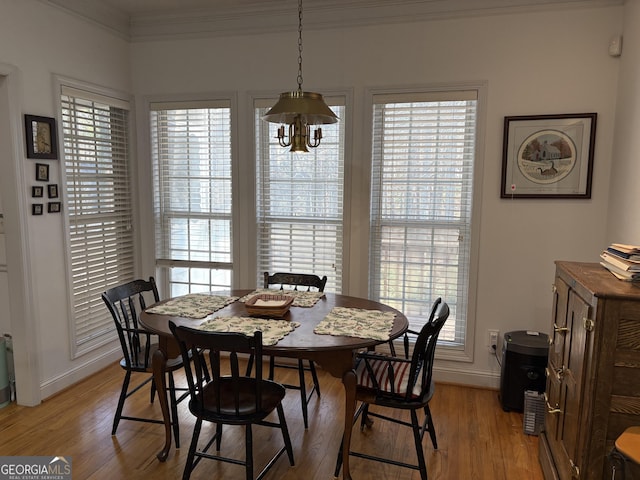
[255,100,345,292]
[369,91,478,347]
[61,86,133,357]
[150,101,232,297]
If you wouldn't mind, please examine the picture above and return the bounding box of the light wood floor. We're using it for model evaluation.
[0,362,544,479]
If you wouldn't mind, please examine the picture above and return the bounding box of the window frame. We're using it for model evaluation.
[363,84,485,362]
[57,77,136,359]
[149,97,237,297]
[253,95,348,293]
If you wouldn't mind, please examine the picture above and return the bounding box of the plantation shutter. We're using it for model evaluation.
[61,85,133,357]
[369,90,478,347]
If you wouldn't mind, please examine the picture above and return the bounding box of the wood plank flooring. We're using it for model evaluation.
[0,362,544,479]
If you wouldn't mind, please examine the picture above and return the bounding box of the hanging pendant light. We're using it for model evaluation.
[262,0,338,152]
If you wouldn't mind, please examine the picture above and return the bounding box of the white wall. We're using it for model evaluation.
[0,0,131,403]
[131,6,623,387]
[608,0,640,244]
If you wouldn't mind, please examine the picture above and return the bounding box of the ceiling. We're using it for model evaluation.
[41,0,624,41]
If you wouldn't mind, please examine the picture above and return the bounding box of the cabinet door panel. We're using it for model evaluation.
[558,290,591,479]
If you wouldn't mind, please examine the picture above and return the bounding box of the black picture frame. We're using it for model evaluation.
[47,202,61,213]
[24,115,58,160]
[48,184,58,199]
[32,204,43,216]
[32,186,43,198]
[35,163,49,182]
[501,113,597,199]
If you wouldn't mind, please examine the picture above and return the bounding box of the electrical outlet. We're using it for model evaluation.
[488,329,500,353]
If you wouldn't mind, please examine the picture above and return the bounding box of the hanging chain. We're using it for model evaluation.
[296,0,304,92]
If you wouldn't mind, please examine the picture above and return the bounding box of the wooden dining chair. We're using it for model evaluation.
[334,299,449,480]
[101,277,188,447]
[261,271,326,429]
[169,322,295,480]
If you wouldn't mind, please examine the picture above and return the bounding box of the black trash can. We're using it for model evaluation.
[499,330,549,412]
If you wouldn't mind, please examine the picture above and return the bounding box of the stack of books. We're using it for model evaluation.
[600,243,640,282]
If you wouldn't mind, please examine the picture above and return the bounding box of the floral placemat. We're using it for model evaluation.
[239,289,324,308]
[314,307,396,341]
[145,294,239,319]
[196,316,300,346]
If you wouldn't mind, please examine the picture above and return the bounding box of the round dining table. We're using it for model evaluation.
[139,290,408,480]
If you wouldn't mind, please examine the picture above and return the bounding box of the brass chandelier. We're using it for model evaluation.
[262,0,338,152]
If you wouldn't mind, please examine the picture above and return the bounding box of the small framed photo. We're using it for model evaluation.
[48,184,58,198]
[32,186,43,198]
[47,202,61,213]
[35,163,49,182]
[501,113,597,199]
[24,115,58,160]
[32,204,43,216]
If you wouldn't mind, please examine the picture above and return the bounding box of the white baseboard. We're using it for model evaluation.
[432,364,500,390]
[39,348,122,401]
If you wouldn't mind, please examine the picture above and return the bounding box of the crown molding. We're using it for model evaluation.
[41,0,624,42]
[39,0,131,39]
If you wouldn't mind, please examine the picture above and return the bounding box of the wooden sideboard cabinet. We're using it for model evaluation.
[539,261,640,480]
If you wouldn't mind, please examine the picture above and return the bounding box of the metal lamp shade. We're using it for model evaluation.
[262,91,338,125]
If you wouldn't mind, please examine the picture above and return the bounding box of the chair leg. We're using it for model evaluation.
[308,360,321,398]
[245,424,253,480]
[298,359,310,429]
[411,409,429,480]
[270,356,320,429]
[360,403,373,430]
[150,375,157,403]
[112,371,131,435]
[183,418,202,480]
[424,404,437,449]
[215,423,223,451]
[167,371,180,449]
[334,434,345,477]
[277,403,295,465]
